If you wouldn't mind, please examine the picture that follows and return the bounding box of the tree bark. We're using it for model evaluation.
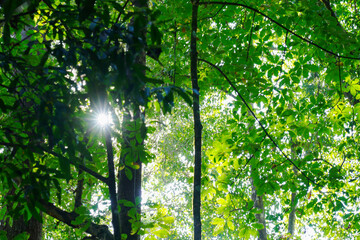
[105,127,121,240]
[0,215,42,240]
[0,186,42,240]
[117,0,147,238]
[0,23,43,240]
[40,200,113,240]
[250,176,267,240]
[287,190,297,238]
[118,108,143,240]
[190,1,202,239]
[287,144,298,239]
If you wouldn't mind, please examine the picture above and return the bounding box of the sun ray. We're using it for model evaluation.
[95,111,113,128]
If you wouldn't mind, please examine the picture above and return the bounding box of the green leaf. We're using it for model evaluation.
[0,230,8,240]
[58,156,71,180]
[173,87,192,107]
[119,199,135,207]
[136,132,143,144]
[252,223,264,230]
[0,98,8,113]
[213,224,224,236]
[13,233,29,240]
[75,206,88,215]
[162,216,175,224]
[71,215,87,225]
[0,207,7,220]
[125,167,133,180]
[3,23,10,45]
[150,24,162,45]
[152,229,170,238]
[211,217,225,226]
[227,220,235,230]
[216,198,226,206]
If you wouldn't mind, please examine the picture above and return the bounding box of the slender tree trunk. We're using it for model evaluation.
[287,144,298,239]
[247,106,267,240]
[287,190,297,238]
[105,127,121,240]
[190,1,202,239]
[250,175,267,240]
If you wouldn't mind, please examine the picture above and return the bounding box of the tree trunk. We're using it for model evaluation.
[0,187,42,240]
[0,24,43,240]
[247,105,267,240]
[288,144,298,239]
[105,127,121,240]
[118,0,147,238]
[118,108,143,240]
[190,1,202,240]
[250,176,267,240]
[287,190,297,238]
[0,216,42,240]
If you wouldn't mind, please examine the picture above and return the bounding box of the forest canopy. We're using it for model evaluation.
[0,0,360,239]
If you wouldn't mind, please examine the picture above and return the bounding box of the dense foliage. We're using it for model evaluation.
[1,0,360,239]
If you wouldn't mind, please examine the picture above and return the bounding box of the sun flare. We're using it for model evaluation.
[95,112,112,128]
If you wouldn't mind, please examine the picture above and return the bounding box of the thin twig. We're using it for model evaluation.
[339,154,346,172]
[115,0,130,24]
[41,147,109,184]
[198,4,225,21]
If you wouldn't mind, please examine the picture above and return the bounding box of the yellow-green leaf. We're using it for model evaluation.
[227,220,235,230]
[162,216,175,224]
[216,198,226,205]
[211,217,225,226]
[213,224,224,236]
[152,229,170,238]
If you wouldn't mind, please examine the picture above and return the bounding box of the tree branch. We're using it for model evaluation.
[199,1,360,60]
[39,200,113,240]
[0,10,36,24]
[40,147,109,184]
[0,138,109,184]
[198,4,225,21]
[74,169,84,210]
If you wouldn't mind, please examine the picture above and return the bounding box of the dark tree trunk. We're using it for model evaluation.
[0,187,42,240]
[117,0,147,238]
[0,216,42,240]
[105,127,121,240]
[190,1,202,239]
[118,108,143,240]
[0,24,43,240]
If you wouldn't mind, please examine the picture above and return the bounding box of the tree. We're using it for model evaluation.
[1,0,360,239]
[0,0,167,239]
[146,0,360,239]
